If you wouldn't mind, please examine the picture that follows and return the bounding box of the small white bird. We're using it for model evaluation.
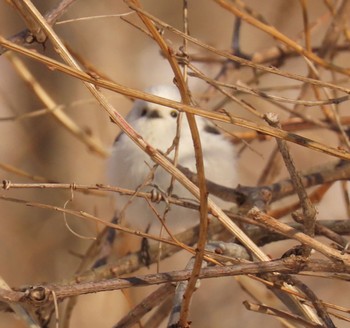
[108,85,237,237]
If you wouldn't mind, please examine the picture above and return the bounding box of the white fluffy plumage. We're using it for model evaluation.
[108,85,237,236]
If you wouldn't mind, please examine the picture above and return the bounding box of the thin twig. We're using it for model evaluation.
[1,38,350,161]
[214,0,350,76]
[248,207,350,263]
[3,257,350,306]
[0,0,77,54]
[5,50,107,157]
[126,2,350,91]
[243,301,324,328]
[0,275,40,328]
[264,113,317,252]
[113,284,175,328]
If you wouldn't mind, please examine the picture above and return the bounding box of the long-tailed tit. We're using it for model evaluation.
[108,85,237,236]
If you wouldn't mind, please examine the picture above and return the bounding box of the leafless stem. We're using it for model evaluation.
[264,112,317,255]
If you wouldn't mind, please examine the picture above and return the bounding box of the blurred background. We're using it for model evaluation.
[1,0,350,327]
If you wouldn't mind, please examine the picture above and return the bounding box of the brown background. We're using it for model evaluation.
[0,1,349,327]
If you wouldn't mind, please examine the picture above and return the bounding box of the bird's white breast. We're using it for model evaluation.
[108,85,237,235]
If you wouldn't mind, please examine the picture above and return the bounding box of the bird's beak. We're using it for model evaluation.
[148,110,161,119]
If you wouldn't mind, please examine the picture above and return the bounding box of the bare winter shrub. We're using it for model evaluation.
[1,1,350,327]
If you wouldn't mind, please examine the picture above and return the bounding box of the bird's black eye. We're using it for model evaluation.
[140,108,147,117]
[170,110,178,118]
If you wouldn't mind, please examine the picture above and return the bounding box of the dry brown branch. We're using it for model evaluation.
[287,275,336,328]
[0,25,280,266]
[113,283,175,328]
[248,207,350,263]
[2,184,350,247]
[5,52,108,157]
[265,112,316,255]
[214,0,350,75]
[2,257,349,305]
[127,1,208,324]
[0,0,77,54]
[6,0,260,277]
[2,1,350,327]
[243,301,325,328]
[126,2,350,91]
[0,275,39,328]
[1,38,350,162]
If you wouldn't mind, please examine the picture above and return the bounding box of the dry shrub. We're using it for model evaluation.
[0,1,350,327]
